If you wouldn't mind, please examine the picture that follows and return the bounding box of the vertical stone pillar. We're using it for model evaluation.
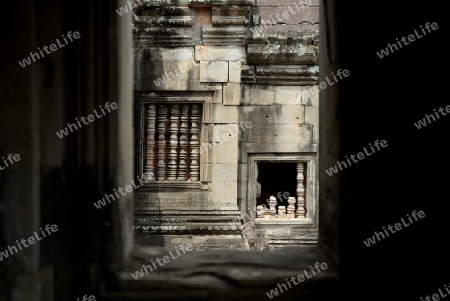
[278,206,286,219]
[145,104,156,179]
[167,104,180,181]
[178,104,189,181]
[269,196,277,219]
[190,104,200,182]
[287,197,296,219]
[156,105,167,181]
[296,162,306,218]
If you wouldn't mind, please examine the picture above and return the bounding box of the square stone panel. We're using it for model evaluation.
[200,61,229,83]
[195,7,212,26]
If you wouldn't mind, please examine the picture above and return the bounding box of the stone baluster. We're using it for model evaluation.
[278,206,286,219]
[167,104,180,181]
[190,104,200,182]
[256,205,264,218]
[156,105,167,181]
[264,208,270,219]
[144,104,156,181]
[269,196,277,219]
[296,162,306,218]
[287,197,296,219]
[178,104,189,181]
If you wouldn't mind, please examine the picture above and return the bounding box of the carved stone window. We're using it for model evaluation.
[255,162,307,219]
[245,154,318,226]
[256,163,298,214]
[136,93,215,191]
[143,103,202,182]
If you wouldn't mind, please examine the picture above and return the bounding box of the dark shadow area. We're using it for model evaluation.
[256,163,298,213]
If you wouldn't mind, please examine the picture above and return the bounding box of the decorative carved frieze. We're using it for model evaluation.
[254,226,319,248]
[134,6,195,27]
[135,198,237,208]
[135,224,240,232]
[247,44,318,65]
[246,34,318,47]
[256,228,319,241]
[134,208,242,230]
[135,216,239,224]
[242,65,319,86]
[133,4,197,44]
[133,28,195,46]
[143,0,177,8]
[212,6,252,26]
[202,26,247,45]
[268,240,318,246]
[136,210,241,216]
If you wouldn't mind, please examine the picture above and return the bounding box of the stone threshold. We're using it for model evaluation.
[100,245,339,301]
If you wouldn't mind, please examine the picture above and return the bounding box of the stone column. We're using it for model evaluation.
[189,104,200,182]
[167,105,180,181]
[144,104,156,179]
[178,104,190,181]
[156,105,167,181]
[296,162,306,218]
[278,206,286,219]
[287,197,296,219]
[269,196,277,219]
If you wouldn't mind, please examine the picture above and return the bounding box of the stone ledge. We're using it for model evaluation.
[101,246,339,300]
[135,181,205,191]
[254,218,313,224]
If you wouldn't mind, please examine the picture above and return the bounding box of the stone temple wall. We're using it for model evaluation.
[132,0,320,250]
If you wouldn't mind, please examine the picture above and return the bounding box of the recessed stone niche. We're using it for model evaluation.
[246,154,319,249]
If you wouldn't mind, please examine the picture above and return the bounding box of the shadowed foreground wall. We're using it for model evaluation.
[0,0,133,300]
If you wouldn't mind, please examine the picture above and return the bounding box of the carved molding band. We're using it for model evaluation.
[135,198,237,207]
[242,65,319,86]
